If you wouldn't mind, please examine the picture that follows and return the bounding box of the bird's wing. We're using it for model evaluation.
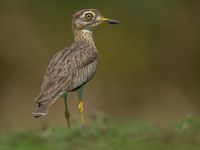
[35,45,98,103]
[35,45,75,103]
[70,51,98,90]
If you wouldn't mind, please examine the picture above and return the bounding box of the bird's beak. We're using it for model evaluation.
[101,17,120,24]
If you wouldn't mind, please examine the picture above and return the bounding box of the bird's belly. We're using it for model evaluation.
[71,59,98,90]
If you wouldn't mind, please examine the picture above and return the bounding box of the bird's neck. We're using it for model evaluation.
[73,29,95,45]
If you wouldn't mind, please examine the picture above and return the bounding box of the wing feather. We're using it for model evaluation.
[35,44,98,103]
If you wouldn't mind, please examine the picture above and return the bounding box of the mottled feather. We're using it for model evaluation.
[35,39,98,103]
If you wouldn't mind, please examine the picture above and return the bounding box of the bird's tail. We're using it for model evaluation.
[32,100,53,118]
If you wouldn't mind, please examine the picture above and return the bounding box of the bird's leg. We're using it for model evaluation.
[79,100,84,123]
[64,92,70,128]
[77,86,85,123]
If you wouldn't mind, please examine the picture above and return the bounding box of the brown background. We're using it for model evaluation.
[0,0,200,129]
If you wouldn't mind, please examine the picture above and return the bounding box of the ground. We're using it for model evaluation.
[1,114,200,150]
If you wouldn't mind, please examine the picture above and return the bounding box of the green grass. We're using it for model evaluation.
[1,114,200,150]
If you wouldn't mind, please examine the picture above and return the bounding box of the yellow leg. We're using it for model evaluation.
[77,86,85,123]
[78,101,85,123]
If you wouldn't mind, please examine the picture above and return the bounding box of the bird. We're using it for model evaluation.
[32,8,119,128]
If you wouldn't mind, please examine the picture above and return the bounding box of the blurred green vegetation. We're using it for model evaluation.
[0,0,200,129]
[1,115,200,150]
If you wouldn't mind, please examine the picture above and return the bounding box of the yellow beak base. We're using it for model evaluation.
[101,17,120,24]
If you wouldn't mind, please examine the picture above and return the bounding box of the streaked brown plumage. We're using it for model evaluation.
[32,8,119,126]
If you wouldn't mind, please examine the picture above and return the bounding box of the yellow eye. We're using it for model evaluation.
[85,13,94,20]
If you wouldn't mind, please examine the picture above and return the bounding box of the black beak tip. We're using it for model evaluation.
[109,19,120,24]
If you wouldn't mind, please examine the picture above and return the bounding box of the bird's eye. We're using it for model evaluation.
[85,13,94,20]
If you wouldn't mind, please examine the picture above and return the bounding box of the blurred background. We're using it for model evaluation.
[0,0,200,129]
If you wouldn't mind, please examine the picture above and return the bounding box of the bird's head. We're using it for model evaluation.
[72,9,119,31]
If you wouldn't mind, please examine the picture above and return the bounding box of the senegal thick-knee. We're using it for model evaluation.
[32,9,119,127]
